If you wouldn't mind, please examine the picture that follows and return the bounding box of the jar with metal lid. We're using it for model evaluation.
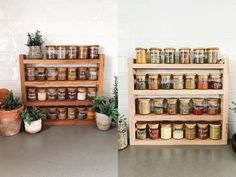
[57,88,66,100]
[78,67,87,80]
[36,67,46,81]
[197,123,209,140]
[87,87,97,99]
[173,74,184,89]
[89,45,99,59]
[47,67,57,81]
[161,123,172,140]
[46,45,57,59]
[185,74,196,89]
[179,98,191,115]
[173,123,184,140]
[148,74,159,90]
[87,107,95,120]
[198,74,209,89]
[78,46,89,59]
[137,98,151,115]
[26,67,36,81]
[207,98,220,115]
[37,88,47,101]
[68,67,77,81]
[67,107,76,119]
[47,88,57,101]
[209,123,221,140]
[164,48,175,64]
[153,98,164,115]
[67,88,77,100]
[179,48,191,64]
[136,123,147,140]
[57,67,67,81]
[88,67,98,80]
[207,47,219,64]
[192,98,204,115]
[57,45,67,59]
[149,48,162,64]
[47,107,57,119]
[167,98,177,115]
[185,123,197,140]
[77,107,87,120]
[135,48,147,64]
[148,123,159,140]
[209,74,222,89]
[135,74,147,90]
[27,88,37,101]
[67,45,77,59]
[160,74,172,89]
[193,48,205,64]
[77,87,87,100]
[58,107,67,120]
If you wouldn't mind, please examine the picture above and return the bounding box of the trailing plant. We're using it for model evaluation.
[26,30,44,46]
[21,106,45,125]
[112,76,118,108]
[1,91,21,110]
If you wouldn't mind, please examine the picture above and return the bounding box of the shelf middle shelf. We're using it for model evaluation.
[25,80,99,86]
[25,100,93,107]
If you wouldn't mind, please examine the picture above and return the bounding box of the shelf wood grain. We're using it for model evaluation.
[43,119,95,126]
[25,80,99,86]
[26,100,93,107]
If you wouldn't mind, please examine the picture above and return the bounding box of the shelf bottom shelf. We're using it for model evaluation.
[43,119,95,126]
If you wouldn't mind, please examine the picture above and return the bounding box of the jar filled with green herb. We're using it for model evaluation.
[153,98,164,115]
[179,98,191,115]
[164,48,176,64]
[135,73,147,90]
[209,123,221,140]
[160,74,172,89]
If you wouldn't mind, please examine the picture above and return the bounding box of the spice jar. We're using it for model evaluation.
[135,74,147,90]
[46,45,57,59]
[173,123,184,140]
[164,48,176,64]
[149,48,162,64]
[198,74,209,89]
[39,107,47,115]
[148,74,159,90]
[179,48,191,64]
[89,45,99,59]
[77,87,87,100]
[118,118,128,150]
[36,67,46,81]
[78,67,87,80]
[179,98,191,115]
[57,88,66,101]
[185,74,196,89]
[47,67,57,81]
[78,46,89,59]
[47,88,57,101]
[136,48,147,64]
[148,123,159,140]
[209,74,222,89]
[37,88,47,101]
[198,123,209,140]
[192,98,204,115]
[87,108,95,120]
[47,107,57,119]
[136,123,147,140]
[207,47,219,64]
[27,88,37,101]
[67,45,77,59]
[58,107,67,120]
[160,74,172,89]
[167,98,177,115]
[57,67,67,81]
[137,98,151,115]
[153,98,164,115]
[88,67,98,80]
[185,123,197,140]
[193,48,205,64]
[207,98,220,115]
[26,67,36,81]
[173,74,184,90]
[161,123,172,140]
[77,107,87,120]
[68,67,77,81]
[209,123,221,140]
[67,88,77,100]
[87,87,97,99]
[67,107,76,119]
[57,45,67,59]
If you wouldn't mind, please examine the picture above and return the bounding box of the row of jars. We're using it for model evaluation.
[136,122,221,140]
[39,107,95,120]
[27,87,97,101]
[46,45,99,59]
[26,67,98,81]
[135,47,220,64]
[135,73,222,90]
[137,98,220,115]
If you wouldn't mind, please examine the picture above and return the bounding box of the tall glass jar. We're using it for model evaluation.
[192,98,204,115]
[209,73,222,89]
[197,123,209,140]
[153,98,164,115]
[135,48,147,64]
[209,123,221,140]
[185,74,196,89]
[26,67,36,81]
[47,67,57,81]
[179,98,191,115]
[89,45,99,59]
[57,45,67,59]
[173,123,184,140]
[37,88,47,101]
[47,88,57,101]
[135,74,147,90]
[160,74,172,89]
[58,107,67,120]
[77,107,87,120]
[57,67,67,81]
[136,123,147,140]
[197,74,209,89]
[185,123,197,140]
[148,123,159,140]
[27,88,37,101]
[57,88,66,101]
[118,117,128,150]
[68,67,77,81]
[207,98,220,115]
[67,88,77,100]
[193,48,205,64]
[207,47,219,64]
[47,107,57,119]
[88,67,98,80]
[179,48,191,64]
[167,98,177,115]
[137,98,151,115]
[164,48,176,64]
[77,87,87,100]
[78,67,88,80]
[161,123,172,140]
[149,48,162,64]
[148,74,159,90]
[46,45,57,59]
[67,45,77,59]
[87,87,97,99]
[173,74,184,90]
[36,67,46,81]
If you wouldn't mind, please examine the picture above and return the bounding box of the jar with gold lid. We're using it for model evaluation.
[148,123,159,140]
[47,88,57,101]
[207,47,219,64]
[179,98,191,115]
[136,123,147,140]
[87,87,97,99]
[161,123,172,140]
[27,88,37,101]
[89,45,99,59]
[57,45,67,59]
[135,73,147,90]
[78,46,89,59]
[179,48,191,64]
[192,98,204,115]
[47,107,57,119]
[209,73,222,89]
[77,87,87,100]
[148,74,159,90]
[185,123,197,140]
[137,98,151,115]
[46,45,57,59]
[36,67,46,81]
[26,67,36,81]
[173,74,184,90]
[135,48,147,64]
[209,123,221,140]
[185,74,196,89]
[58,107,67,120]
[153,98,164,115]
[77,107,87,120]
[67,45,77,59]
[167,98,177,115]
[207,98,220,115]
[198,74,209,89]
[57,88,66,100]
[37,88,47,101]
[47,67,57,81]
[87,107,95,120]
[149,48,162,64]
[57,67,67,81]
[197,123,209,140]
[173,123,184,140]
[78,67,87,80]
[67,87,77,100]
[68,67,77,81]
[193,48,205,64]
[164,48,176,64]
[160,74,172,89]
[88,67,98,80]
[67,107,76,119]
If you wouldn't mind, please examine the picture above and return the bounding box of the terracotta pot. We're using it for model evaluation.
[232,133,236,153]
[95,112,112,131]
[0,105,24,136]
[24,119,42,134]
[28,46,43,59]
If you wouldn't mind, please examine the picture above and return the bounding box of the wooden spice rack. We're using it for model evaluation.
[19,54,105,126]
[128,59,229,145]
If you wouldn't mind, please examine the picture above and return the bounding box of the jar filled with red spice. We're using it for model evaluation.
[207,98,220,115]
[46,45,57,59]
[197,74,209,89]
[36,67,46,81]
[57,67,67,81]
[78,67,87,80]
[67,45,77,59]
[89,45,99,59]
[179,48,191,64]
[192,98,204,115]
[78,46,89,59]
[148,74,159,90]
[68,67,77,81]
[209,73,222,89]
[26,67,36,81]
[148,123,159,139]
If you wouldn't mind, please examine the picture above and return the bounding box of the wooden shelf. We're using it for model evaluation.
[23,59,101,64]
[43,119,95,126]
[25,100,93,107]
[25,80,99,86]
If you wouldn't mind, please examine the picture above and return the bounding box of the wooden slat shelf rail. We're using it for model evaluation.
[134,90,224,95]
[26,100,93,107]
[43,119,95,126]
[25,81,99,86]
[23,59,101,64]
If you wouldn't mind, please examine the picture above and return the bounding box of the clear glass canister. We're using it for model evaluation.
[37,88,47,101]
[67,45,77,59]
[47,88,57,101]
[193,48,205,64]
[27,88,37,101]
[137,98,151,115]
[57,88,66,100]
[149,48,162,64]
[26,67,36,81]
[47,67,57,81]
[57,67,67,81]
[136,123,147,140]
[148,74,159,90]
[89,45,99,59]
[179,98,191,115]
[136,48,147,64]
[46,45,57,59]
[207,98,220,115]
[153,98,164,115]
[78,67,88,80]
[148,123,160,140]
[135,73,147,90]
[78,46,89,59]
[161,123,172,140]
[67,88,77,100]
[185,123,197,140]
[167,98,177,115]
[67,107,76,119]
[118,117,128,150]
[87,87,97,99]
[77,87,87,100]
[209,123,221,140]
[209,73,222,89]
[207,47,219,64]
[173,74,184,89]
[197,123,209,140]
[57,45,67,59]
[192,98,204,115]
[36,67,46,81]
[68,67,77,81]
[179,48,191,64]
[58,107,67,120]
[47,107,57,119]
[88,67,98,80]
[185,74,196,89]
[160,74,172,89]
[164,48,176,64]
[197,74,209,89]
[173,123,184,140]
[77,107,87,120]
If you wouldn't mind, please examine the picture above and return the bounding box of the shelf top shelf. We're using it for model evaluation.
[26,100,93,107]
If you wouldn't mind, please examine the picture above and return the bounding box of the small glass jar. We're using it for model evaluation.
[68,67,77,81]
[185,123,197,140]
[161,123,172,140]
[26,67,36,81]
[87,87,97,99]
[136,48,147,64]
[207,98,220,115]
[57,45,67,59]
[67,107,76,119]
[185,74,196,89]
[57,67,67,81]
[137,98,151,115]
[173,123,184,140]
[149,48,162,64]
[78,67,88,80]
[209,74,222,89]
[179,48,191,64]
[87,108,95,120]
[173,74,184,90]
[78,46,89,59]
[179,98,191,115]
[118,119,128,150]
[209,123,221,140]
[47,67,57,81]
[164,48,176,64]
[36,67,46,81]
[153,98,164,115]
[192,98,204,115]
[167,98,177,115]
[135,74,147,90]
[148,74,159,90]
[148,123,159,140]
[58,107,67,120]
[67,45,77,59]
[47,88,57,101]
[46,45,57,59]
[39,107,47,115]
[77,107,87,120]
[37,88,47,101]
[136,123,147,140]
[193,48,205,64]
[89,45,99,59]
[160,74,172,89]
[67,88,77,100]
[207,47,219,64]
[77,87,87,100]
[198,74,209,89]
[88,67,98,80]
[47,107,57,119]
[57,88,66,101]
[27,88,37,101]
[197,123,209,140]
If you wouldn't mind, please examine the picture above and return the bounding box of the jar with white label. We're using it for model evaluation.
[37,88,47,101]
[57,88,66,100]
[160,74,172,89]
[87,87,97,99]
[67,88,77,100]
[136,123,147,140]
[149,48,162,64]
[173,74,184,90]
[161,123,172,140]
[179,48,191,64]
[193,48,205,64]
[67,45,77,59]
[27,88,37,101]
[164,48,176,64]
[77,88,87,100]
[88,67,98,80]
[57,45,67,59]
[185,123,197,140]
[89,45,99,59]
[173,123,184,139]
[167,98,177,115]
[207,47,219,64]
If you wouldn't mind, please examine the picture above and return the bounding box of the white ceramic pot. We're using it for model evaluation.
[95,112,112,131]
[24,119,42,134]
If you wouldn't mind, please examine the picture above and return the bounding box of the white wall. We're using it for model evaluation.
[0,0,118,96]
[118,0,236,136]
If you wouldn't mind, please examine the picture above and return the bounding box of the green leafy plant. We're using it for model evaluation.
[21,107,45,125]
[1,91,21,110]
[26,30,44,46]
[112,76,118,108]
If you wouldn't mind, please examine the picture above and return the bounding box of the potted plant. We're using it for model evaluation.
[21,106,45,134]
[230,101,236,153]
[0,90,23,136]
[26,30,44,59]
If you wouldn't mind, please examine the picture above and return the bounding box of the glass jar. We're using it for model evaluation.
[179,98,191,115]
[185,123,197,140]
[185,74,196,89]
[27,88,37,101]
[167,98,177,115]
[164,48,176,64]
[153,98,164,115]
[46,45,57,59]
[47,67,57,81]
[137,98,151,115]
[39,107,47,115]
[57,88,66,101]
[87,87,97,99]
[68,67,77,81]
[26,67,36,81]
[47,88,57,101]
[88,67,98,80]
[173,74,184,90]
[78,46,89,59]
[67,45,77,59]
[77,107,87,120]
[160,74,172,89]
[192,98,204,115]
[58,107,67,120]
[179,48,191,64]
[67,88,77,100]
[135,48,147,64]
[209,74,222,89]
[207,98,220,115]
[77,87,87,100]
[209,123,221,140]
[197,123,209,140]
[173,123,184,140]
[36,67,46,81]
[198,74,209,89]
[136,123,147,140]
[78,67,87,80]
[67,107,76,119]
[118,118,128,150]
[148,123,159,140]
[161,123,172,140]
[148,74,158,90]
[193,48,205,64]
[57,67,67,81]
[149,48,162,64]
[87,107,95,120]
[57,45,67,59]
[89,45,99,59]
[135,74,147,90]
[207,47,219,64]
[47,107,57,119]
[37,88,47,101]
